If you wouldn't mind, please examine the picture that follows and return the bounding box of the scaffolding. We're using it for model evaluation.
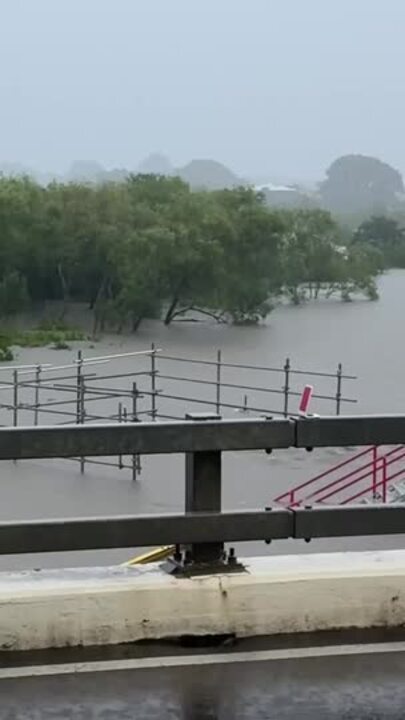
[0,345,357,479]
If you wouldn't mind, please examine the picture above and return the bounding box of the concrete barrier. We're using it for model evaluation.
[1,550,405,651]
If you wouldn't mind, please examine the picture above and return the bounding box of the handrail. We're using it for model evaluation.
[275,446,375,505]
[158,354,357,379]
[341,459,388,504]
[300,454,379,503]
[314,458,386,504]
[275,444,405,507]
[380,462,405,488]
[316,448,405,505]
[383,447,405,466]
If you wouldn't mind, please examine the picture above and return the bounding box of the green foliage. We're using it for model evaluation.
[278,209,341,303]
[0,175,383,334]
[16,328,85,347]
[0,326,86,349]
[0,335,13,362]
[211,188,284,323]
[0,271,29,316]
[337,244,381,301]
[353,215,405,268]
[275,209,380,303]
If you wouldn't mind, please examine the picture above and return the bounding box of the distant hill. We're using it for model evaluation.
[177,159,243,189]
[66,161,106,182]
[3,153,405,218]
[320,154,405,215]
[137,153,173,175]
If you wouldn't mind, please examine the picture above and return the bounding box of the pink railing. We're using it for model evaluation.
[275,445,405,507]
[341,459,387,504]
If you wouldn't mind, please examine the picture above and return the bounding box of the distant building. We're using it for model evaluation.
[255,183,317,209]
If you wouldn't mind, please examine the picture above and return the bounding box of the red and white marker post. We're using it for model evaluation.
[298,384,313,416]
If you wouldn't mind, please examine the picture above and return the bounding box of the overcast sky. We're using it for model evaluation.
[0,0,404,181]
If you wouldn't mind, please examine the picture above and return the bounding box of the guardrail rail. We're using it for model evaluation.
[0,414,405,573]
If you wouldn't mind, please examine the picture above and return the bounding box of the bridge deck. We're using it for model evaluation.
[1,635,404,719]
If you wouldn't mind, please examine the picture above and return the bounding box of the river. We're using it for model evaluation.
[1,269,405,569]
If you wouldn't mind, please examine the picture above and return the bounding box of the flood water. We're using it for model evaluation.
[1,270,405,569]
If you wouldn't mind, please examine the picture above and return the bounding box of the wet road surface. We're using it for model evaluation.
[2,638,405,719]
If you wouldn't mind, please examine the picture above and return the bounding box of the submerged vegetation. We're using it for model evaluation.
[0,323,86,361]
[0,175,384,342]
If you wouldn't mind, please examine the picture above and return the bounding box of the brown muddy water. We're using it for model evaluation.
[1,270,405,569]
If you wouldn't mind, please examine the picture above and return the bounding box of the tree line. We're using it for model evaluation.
[0,174,382,334]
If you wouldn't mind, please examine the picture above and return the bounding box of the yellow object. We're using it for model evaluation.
[122,545,174,566]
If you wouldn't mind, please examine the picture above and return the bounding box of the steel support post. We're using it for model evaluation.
[184,413,225,568]
[185,449,223,564]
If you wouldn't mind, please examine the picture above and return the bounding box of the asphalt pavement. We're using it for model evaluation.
[1,638,405,719]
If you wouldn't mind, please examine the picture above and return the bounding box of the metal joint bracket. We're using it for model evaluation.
[162,545,246,577]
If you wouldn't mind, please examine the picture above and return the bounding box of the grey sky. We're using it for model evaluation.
[0,0,404,181]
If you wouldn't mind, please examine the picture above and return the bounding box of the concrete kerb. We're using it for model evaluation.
[1,550,405,651]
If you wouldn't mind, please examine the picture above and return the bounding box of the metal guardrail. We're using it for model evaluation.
[2,414,405,571]
[0,413,404,459]
[0,416,294,458]
[0,347,356,482]
[2,505,405,556]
